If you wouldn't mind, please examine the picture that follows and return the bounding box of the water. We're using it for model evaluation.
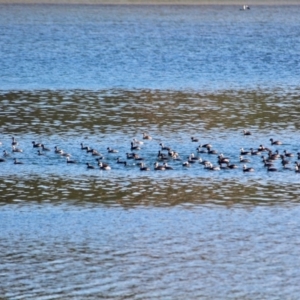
[1,4,300,299]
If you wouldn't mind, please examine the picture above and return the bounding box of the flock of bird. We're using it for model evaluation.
[1,131,300,173]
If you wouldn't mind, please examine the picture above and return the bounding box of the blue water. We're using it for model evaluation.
[1,4,300,91]
[1,4,300,299]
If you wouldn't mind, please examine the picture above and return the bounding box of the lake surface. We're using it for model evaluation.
[1,4,300,299]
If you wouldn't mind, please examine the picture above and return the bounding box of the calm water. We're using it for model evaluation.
[1,4,300,299]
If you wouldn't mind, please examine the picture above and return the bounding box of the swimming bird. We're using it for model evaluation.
[240,148,250,155]
[196,146,207,154]
[116,157,127,166]
[163,162,174,170]
[283,150,293,157]
[267,166,278,172]
[191,137,199,142]
[262,156,274,168]
[298,152,300,160]
[250,148,262,156]
[268,150,280,160]
[226,162,239,169]
[218,154,230,164]
[107,147,118,153]
[86,162,95,169]
[154,162,165,171]
[160,143,171,151]
[0,157,5,162]
[295,165,300,173]
[12,145,23,153]
[3,150,10,157]
[270,138,282,145]
[41,144,50,151]
[37,150,45,156]
[54,146,63,154]
[13,158,23,164]
[131,141,141,151]
[207,146,218,154]
[32,141,42,148]
[80,143,89,150]
[143,133,152,140]
[132,153,144,161]
[240,156,250,163]
[280,155,290,168]
[140,162,150,171]
[11,137,18,146]
[126,152,135,159]
[91,149,103,157]
[205,162,220,171]
[199,143,212,149]
[182,161,190,167]
[99,162,111,170]
[132,138,144,145]
[157,150,168,160]
[243,164,254,172]
[66,157,76,163]
[243,130,252,135]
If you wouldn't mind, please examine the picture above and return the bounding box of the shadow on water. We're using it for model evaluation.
[1,88,300,135]
[1,174,300,207]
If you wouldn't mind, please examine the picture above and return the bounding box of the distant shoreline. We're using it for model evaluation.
[0,0,299,5]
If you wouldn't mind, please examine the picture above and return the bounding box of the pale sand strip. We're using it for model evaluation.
[0,0,299,4]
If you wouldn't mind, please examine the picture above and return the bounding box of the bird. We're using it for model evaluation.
[295,165,300,173]
[126,152,135,159]
[3,150,10,157]
[154,162,165,170]
[13,158,23,164]
[267,166,278,172]
[143,133,152,140]
[283,150,293,157]
[160,143,171,151]
[270,138,282,145]
[262,156,274,168]
[131,141,141,151]
[91,149,103,157]
[250,148,262,156]
[37,150,45,156]
[140,162,150,171]
[0,158,6,162]
[107,147,118,153]
[240,156,250,163]
[207,146,218,154]
[41,144,51,151]
[182,161,190,167]
[32,141,42,148]
[99,162,111,170]
[11,137,18,146]
[205,162,220,171]
[226,162,238,169]
[191,137,199,142]
[157,150,168,160]
[132,138,143,145]
[80,143,89,150]
[163,162,174,170]
[116,157,127,166]
[86,163,95,169]
[199,143,212,149]
[12,146,23,153]
[54,146,63,154]
[243,130,252,135]
[243,164,254,172]
[240,148,250,155]
[66,157,76,163]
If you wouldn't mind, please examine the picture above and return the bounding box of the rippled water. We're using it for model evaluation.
[1,4,300,299]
